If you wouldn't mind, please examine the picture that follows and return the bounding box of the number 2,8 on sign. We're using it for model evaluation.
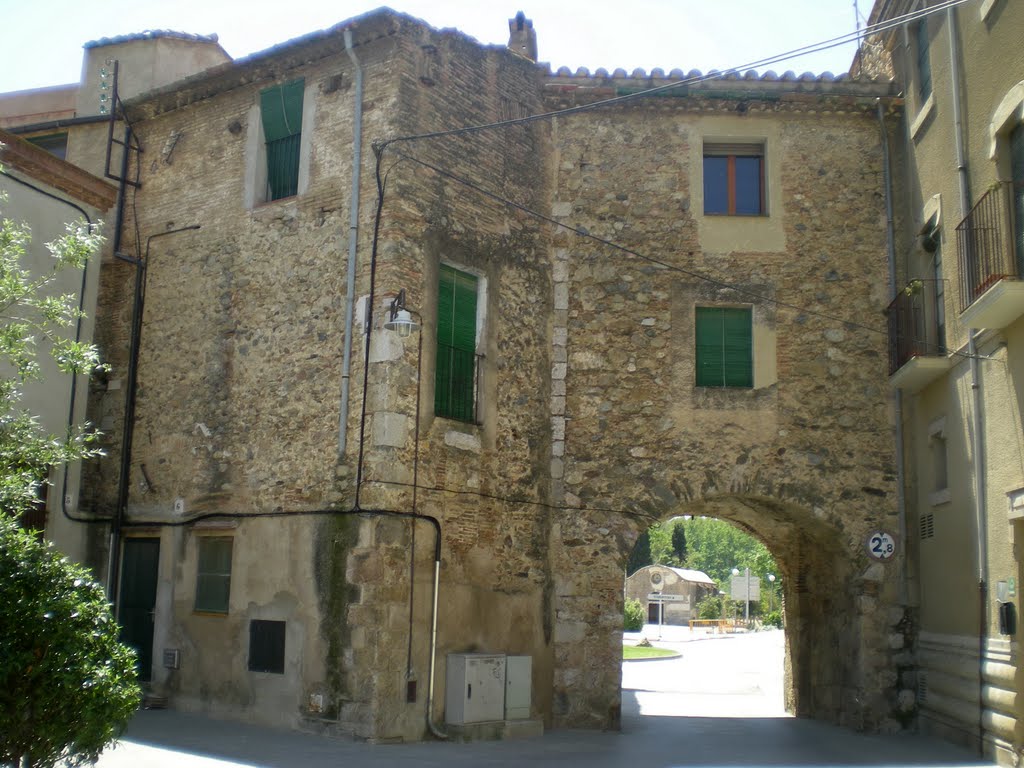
[866,531,897,560]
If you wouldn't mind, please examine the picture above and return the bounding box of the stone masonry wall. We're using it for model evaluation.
[540,83,909,730]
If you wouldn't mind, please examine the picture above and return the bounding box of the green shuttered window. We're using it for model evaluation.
[436,265,478,422]
[695,307,753,388]
[260,79,304,201]
[195,537,233,614]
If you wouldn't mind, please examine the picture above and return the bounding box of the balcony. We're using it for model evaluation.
[957,181,1024,330]
[886,280,951,392]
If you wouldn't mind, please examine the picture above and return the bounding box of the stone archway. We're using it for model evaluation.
[549,493,903,733]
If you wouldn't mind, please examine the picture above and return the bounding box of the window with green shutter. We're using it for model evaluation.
[195,537,233,614]
[695,307,753,388]
[435,265,479,422]
[260,79,304,201]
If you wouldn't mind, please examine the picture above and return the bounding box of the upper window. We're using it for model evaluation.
[695,307,753,388]
[195,536,233,614]
[915,17,932,102]
[260,79,304,201]
[435,265,480,422]
[703,143,765,216]
[26,133,68,160]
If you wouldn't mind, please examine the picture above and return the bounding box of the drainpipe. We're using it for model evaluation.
[946,5,987,752]
[877,101,908,606]
[338,28,364,459]
[110,225,200,613]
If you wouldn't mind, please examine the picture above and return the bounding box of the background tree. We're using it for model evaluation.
[671,521,688,564]
[0,181,139,767]
[626,528,652,575]
[648,521,674,565]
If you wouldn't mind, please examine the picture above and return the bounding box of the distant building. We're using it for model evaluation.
[625,565,717,625]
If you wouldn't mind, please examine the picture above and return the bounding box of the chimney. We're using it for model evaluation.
[507,11,537,62]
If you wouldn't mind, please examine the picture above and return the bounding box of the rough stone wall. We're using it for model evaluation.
[84,8,916,741]
[541,83,908,731]
[87,21,408,736]
[353,27,556,739]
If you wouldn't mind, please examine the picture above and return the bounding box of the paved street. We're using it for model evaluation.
[93,629,993,768]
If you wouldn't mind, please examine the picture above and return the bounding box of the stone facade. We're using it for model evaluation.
[624,566,716,625]
[5,7,919,743]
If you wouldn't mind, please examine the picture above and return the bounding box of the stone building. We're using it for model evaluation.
[857,0,1024,763]
[624,565,716,625]
[2,7,915,743]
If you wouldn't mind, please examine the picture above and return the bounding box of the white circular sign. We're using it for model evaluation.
[866,531,897,560]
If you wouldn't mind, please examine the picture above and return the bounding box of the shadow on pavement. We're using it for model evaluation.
[99,705,994,768]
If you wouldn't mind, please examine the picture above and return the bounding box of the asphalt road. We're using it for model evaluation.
[91,627,992,768]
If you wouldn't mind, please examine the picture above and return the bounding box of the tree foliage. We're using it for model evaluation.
[0,188,105,518]
[626,528,651,575]
[0,517,141,768]
[623,598,645,631]
[1,180,138,767]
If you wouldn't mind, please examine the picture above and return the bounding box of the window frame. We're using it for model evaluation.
[435,263,484,423]
[259,79,304,202]
[915,16,932,103]
[694,306,754,388]
[194,536,233,615]
[703,142,766,217]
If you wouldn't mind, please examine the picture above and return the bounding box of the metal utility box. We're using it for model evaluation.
[445,653,506,724]
[504,655,531,719]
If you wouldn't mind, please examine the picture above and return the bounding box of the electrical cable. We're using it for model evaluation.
[364,478,659,522]
[389,148,981,361]
[379,0,970,149]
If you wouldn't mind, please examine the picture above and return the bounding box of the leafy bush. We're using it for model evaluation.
[763,610,783,629]
[0,516,141,768]
[697,595,724,620]
[624,598,645,631]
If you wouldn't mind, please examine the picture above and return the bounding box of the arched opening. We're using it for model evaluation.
[550,492,888,732]
[622,514,786,719]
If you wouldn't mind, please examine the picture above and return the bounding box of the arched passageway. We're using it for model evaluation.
[550,493,905,732]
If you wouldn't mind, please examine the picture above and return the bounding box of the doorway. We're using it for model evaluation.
[118,537,160,682]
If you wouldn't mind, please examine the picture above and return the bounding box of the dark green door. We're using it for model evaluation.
[118,538,160,682]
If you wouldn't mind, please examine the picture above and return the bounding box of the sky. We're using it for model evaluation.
[0,0,869,95]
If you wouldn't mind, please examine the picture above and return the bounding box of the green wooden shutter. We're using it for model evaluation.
[260,79,304,142]
[695,307,752,388]
[195,537,233,614]
[695,307,724,386]
[260,79,304,200]
[436,265,478,420]
[721,308,753,387]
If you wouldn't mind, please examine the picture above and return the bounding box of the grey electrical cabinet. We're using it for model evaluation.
[445,653,506,724]
[504,655,531,719]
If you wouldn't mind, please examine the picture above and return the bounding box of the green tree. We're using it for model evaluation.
[1,181,139,767]
[671,521,687,564]
[682,518,778,616]
[648,521,673,565]
[1,193,105,517]
[626,528,652,575]
[0,516,141,768]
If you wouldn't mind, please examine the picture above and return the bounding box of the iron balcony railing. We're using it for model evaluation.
[435,343,483,424]
[956,181,1020,312]
[886,279,945,375]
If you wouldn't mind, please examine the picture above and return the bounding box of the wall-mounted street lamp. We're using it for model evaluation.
[384,289,420,337]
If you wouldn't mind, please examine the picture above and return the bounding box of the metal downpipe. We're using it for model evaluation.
[338,28,364,459]
[877,100,909,605]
